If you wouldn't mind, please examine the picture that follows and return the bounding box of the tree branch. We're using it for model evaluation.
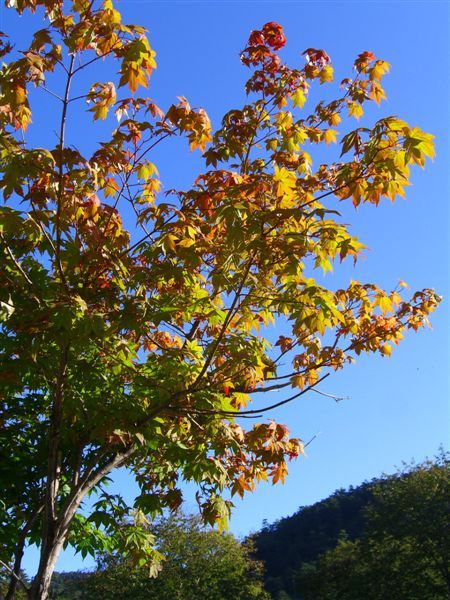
[172,372,330,418]
[43,342,69,546]
[55,54,75,290]
[190,253,256,390]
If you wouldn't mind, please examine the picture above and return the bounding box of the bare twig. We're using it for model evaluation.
[304,432,321,449]
[41,86,63,102]
[311,389,349,403]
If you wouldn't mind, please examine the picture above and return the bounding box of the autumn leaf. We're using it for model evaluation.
[292,88,307,108]
[271,463,288,484]
[347,101,364,120]
[323,129,338,144]
[319,64,334,84]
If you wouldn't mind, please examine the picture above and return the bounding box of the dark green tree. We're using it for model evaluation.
[52,512,269,600]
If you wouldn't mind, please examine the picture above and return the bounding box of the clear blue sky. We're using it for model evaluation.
[2,0,449,574]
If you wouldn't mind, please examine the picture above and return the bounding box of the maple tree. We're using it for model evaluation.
[0,2,440,598]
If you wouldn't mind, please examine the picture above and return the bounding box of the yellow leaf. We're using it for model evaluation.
[104,178,119,198]
[329,112,341,126]
[411,128,435,160]
[273,166,297,203]
[137,162,158,181]
[323,129,338,145]
[292,88,307,108]
[391,292,402,306]
[370,60,390,81]
[256,469,268,483]
[380,343,392,357]
[177,238,195,248]
[276,111,293,131]
[291,374,306,390]
[375,294,393,314]
[164,234,177,253]
[319,65,334,84]
[370,81,386,104]
[348,101,364,120]
[271,462,288,485]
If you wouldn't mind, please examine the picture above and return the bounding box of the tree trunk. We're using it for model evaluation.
[27,534,65,600]
[28,345,69,599]
[27,486,83,600]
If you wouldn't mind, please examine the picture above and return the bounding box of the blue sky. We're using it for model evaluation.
[2,0,449,574]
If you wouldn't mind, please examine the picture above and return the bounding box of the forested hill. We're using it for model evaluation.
[249,455,449,600]
[249,480,375,597]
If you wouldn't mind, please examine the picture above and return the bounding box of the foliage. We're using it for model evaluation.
[0,0,439,597]
[295,452,450,599]
[49,572,87,600]
[49,513,269,600]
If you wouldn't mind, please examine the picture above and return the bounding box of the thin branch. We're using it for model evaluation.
[304,432,321,449]
[28,209,59,259]
[72,42,122,75]
[237,380,291,394]
[190,252,256,390]
[0,234,34,286]
[86,131,172,274]
[55,53,75,290]
[0,559,29,593]
[41,85,63,102]
[68,93,88,104]
[235,373,330,415]
[240,99,270,175]
[311,388,349,403]
[5,505,44,600]
[124,181,152,239]
[44,342,69,536]
[173,372,330,418]
[235,372,330,415]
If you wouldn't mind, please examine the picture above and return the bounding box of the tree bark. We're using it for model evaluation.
[6,508,43,600]
[27,533,65,600]
[28,344,68,599]
[6,538,27,600]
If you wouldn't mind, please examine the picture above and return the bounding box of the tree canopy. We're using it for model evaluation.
[0,0,440,597]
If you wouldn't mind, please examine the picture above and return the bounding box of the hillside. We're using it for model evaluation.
[250,454,449,599]
[249,482,374,598]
